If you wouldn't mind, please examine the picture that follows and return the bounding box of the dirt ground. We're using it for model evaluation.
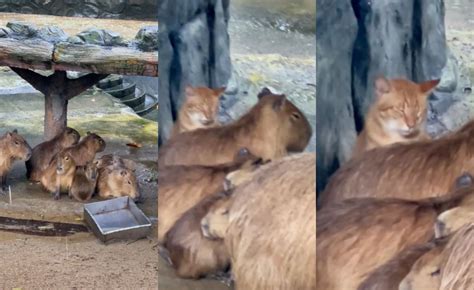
[0,231,158,288]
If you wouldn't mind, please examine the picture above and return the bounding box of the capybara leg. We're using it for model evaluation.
[53,189,60,200]
[210,270,234,287]
[0,174,7,192]
[158,245,173,266]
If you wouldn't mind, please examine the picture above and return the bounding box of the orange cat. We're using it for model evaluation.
[352,76,439,158]
[170,86,225,138]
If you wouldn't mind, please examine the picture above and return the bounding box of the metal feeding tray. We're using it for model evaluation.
[84,197,152,243]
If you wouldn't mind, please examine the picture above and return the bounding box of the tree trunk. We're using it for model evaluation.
[44,91,68,141]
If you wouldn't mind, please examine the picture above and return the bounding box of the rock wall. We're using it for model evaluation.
[317,0,447,196]
[158,0,231,145]
[0,0,157,20]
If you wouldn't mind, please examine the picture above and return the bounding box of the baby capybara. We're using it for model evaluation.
[0,129,32,192]
[40,150,76,200]
[95,154,136,172]
[26,127,80,182]
[69,162,98,202]
[159,87,312,167]
[165,191,233,279]
[97,165,139,201]
[62,132,106,166]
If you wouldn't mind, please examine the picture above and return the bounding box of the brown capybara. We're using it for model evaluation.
[62,132,106,166]
[320,119,474,207]
[0,129,32,192]
[95,154,136,172]
[39,150,76,200]
[26,127,80,182]
[400,223,474,290]
[97,165,139,201]
[317,175,474,290]
[158,148,264,244]
[165,190,232,279]
[223,153,316,290]
[356,241,440,290]
[158,87,312,167]
[69,162,98,202]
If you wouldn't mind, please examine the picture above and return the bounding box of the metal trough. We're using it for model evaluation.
[84,197,152,243]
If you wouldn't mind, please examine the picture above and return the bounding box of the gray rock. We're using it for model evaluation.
[316,0,358,195]
[67,36,85,44]
[37,26,68,43]
[76,28,125,46]
[437,51,458,93]
[6,21,38,37]
[135,26,159,52]
[158,0,231,145]
[0,27,10,38]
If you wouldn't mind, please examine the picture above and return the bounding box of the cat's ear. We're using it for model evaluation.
[419,79,440,94]
[184,86,196,97]
[214,87,226,97]
[374,76,391,98]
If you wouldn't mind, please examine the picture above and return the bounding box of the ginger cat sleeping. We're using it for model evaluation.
[352,76,440,158]
[170,86,225,138]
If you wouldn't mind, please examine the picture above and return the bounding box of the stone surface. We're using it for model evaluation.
[0,0,157,21]
[316,0,358,196]
[158,0,232,145]
[135,26,159,52]
[6,21,38,37]
[76,28,126,46]
[37,26,68,43]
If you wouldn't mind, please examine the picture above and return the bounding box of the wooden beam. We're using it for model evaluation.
[0,38,158,77]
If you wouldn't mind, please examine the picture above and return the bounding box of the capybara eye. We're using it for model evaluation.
[430,269,440,276]
[65,157,69,161]
[222,209,229,215]
[292,112,301,119]
[128,180,132,185]
[14,141,19,145]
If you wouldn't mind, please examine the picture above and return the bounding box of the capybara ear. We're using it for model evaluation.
[12,129,18,134]
[374,75,391,98]
[454,172,474,189]
[272,94,286,111]
[419,79,440,94]
[257,87,273,99]
[86,131,91,135]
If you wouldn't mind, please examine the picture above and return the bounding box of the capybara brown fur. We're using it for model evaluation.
[0,129,32,192]
[201,193,233,241]
[95,154,136,172]
[39,150,76,200]
[223,153,316,290]
[400,223,474,290]
[320,119,474,207]
[317,178,474,290]
[69,162,98,202]
[158,87,312,167]
[62,132,105,166]
[158,148,263,244]
[356,241,439,290]
[26,127,80,182]
[165,191,232,279]
[97,165,139,201]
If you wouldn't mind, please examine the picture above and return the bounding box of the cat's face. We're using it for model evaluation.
[374,77,439,138]
[183,86,225,127]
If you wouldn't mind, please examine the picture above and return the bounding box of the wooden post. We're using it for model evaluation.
[10,68,108,140]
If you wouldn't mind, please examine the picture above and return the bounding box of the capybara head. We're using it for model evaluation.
[84,161,98,182]
[85,132,106,152]
[3,129,32,161]
[106,167,140,201]
[201,194,233,240]
[224,157,268,190]
[61,127,80,147]
[56,151,75,175]
[257,87,312,152]
[372,76,439,138]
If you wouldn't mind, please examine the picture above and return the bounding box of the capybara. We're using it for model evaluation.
[95,154,136,172]
[165,190,232,279]
[320,119,474,207]
[357,241,439,290]
[69,162,98,202]
[97,165,139,201]
[26,127,80,182]
[400,223,474,290]
[62,132,106,166]
[159,87,312,167]
[223,153,316,290]
[201,193,233,241]
[158,148,263,244]
[317,175,474,290]
[0,129,32,192]
[39,150,76,200]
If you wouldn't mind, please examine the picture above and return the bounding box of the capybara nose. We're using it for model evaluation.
[434,220,446,238]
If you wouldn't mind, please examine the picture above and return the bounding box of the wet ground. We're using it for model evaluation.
[0,67,158,287]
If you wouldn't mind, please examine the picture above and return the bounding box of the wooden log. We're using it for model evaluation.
[0,38,53,70]
[53,43,158,77]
